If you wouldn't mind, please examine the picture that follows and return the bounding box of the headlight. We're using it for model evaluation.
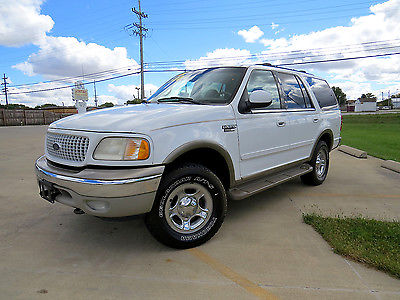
[93,137,150,160]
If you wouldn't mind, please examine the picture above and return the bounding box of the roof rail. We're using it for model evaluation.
[254,63,314,76]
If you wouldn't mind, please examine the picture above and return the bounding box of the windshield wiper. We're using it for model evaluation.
[157,97,204,105]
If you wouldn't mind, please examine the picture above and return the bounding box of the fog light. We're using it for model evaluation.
[86,200,109,211]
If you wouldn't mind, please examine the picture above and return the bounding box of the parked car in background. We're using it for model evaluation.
[35,65,341,248]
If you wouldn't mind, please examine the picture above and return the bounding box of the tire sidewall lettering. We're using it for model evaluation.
[158,174,220,242]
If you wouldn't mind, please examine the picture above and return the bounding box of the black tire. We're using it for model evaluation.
[145,164,227,249]
[301,141,329,186]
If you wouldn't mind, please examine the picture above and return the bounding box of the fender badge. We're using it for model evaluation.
[222,125,237,132]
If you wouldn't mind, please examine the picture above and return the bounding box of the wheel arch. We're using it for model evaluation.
[310,129,334,159]
[163,141,235,189]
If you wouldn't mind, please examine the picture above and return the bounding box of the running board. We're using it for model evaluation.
[228,163,313,201]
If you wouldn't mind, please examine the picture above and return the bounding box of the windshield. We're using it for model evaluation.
[148,67,246,105]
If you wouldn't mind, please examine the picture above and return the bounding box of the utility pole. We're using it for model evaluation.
[1,73,9,105]
[126,0,148,100]
[93,80,98,107]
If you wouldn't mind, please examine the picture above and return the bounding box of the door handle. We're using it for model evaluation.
[313,118,319,123]
[277,121,286,127]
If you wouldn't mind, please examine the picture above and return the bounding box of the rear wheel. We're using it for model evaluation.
[301,141,329,186]
[145,164,227,249]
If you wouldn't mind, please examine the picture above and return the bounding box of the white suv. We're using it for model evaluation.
[35,65,341,248]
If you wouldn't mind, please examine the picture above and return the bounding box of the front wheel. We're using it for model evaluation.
[145,164,227,249]
[301,140,329,186]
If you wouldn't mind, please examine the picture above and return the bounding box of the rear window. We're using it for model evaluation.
[305,77,337,108]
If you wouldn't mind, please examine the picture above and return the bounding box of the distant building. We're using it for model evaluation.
[346,100,356,112]
[392,98,400,109]
[354,98,377,112]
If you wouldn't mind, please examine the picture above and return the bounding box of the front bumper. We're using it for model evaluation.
[35,156,164,217]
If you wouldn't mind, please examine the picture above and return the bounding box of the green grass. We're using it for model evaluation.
[341,113,400,162]
[304,214,400,279]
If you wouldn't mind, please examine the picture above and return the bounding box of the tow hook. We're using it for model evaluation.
[73,208,85,215]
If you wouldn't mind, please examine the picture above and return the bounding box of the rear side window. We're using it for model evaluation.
[297,78,313,108]
[305,77,337,108]
[276,72,306,109]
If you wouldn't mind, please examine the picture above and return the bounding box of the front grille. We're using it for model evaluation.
[46,133,89,162]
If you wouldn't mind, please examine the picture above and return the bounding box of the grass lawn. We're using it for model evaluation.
[304,214,400,279]
[341,113,400,162]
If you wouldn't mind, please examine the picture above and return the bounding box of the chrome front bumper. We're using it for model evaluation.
[35,156,164,217]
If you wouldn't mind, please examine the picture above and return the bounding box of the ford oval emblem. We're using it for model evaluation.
[52,143,60,151]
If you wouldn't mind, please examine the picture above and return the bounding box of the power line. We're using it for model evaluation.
[148,1,377,25]
[9,65,140,88]
[0,1,387,69]
[7,38,400,88]
[5,51,400,96]
[0,0,380,67]
[7,71,141,95]
[279,51,400,66]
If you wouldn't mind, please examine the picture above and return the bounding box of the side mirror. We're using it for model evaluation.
[248,90,273,108]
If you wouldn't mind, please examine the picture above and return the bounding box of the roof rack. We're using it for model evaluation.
[254,63,313,76]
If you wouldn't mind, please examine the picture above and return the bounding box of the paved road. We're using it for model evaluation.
[1,126,399,300]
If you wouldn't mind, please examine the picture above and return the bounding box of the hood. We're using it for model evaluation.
[50,103,234,134]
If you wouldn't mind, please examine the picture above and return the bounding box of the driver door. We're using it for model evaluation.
[235,69,291,179]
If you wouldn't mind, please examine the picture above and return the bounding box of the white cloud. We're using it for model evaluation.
[0,0,54,47]
[238,26,264,43]
[184,48,253,69]
[256,0,400,97]
[14,36,139,79]
[108,83,158,101]
[271,23,279,30]
[0,1,154,108]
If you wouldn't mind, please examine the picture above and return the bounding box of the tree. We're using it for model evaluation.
[99,102,114,108]
[126,99,143,104]
[391,93,400,99]
[365,93,377,100]
[35,103,58,109]
[332,86,347,105]
[361,93,377,100]
[0,103,29,109]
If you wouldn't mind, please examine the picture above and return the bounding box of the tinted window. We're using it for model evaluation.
[297,77,313,108]
[148,67,246,104]
[305,77,337,108]
[246,70,281,109]
[276,73,306,109]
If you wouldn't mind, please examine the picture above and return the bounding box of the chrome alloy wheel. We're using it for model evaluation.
[164,182,213,234]
[315,149,327,179]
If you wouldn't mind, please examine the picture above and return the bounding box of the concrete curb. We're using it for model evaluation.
[381,160,400,173]
[338,145,367,159]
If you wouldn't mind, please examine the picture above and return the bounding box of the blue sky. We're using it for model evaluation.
[1,0,400,106]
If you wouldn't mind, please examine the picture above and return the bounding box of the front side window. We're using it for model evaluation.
[244,70,281,109]
[148,67,246,105]
[305,77,338,108]
[276,72,306,109]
